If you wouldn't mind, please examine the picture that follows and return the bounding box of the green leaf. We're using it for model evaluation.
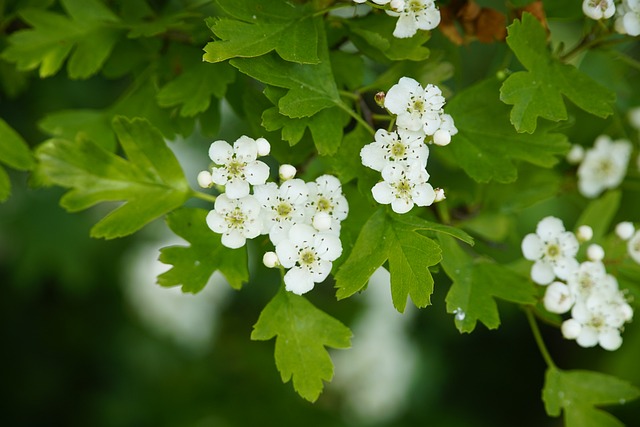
[251,288,351,402]
[440,235,537,332]
[261,87,349,156]
[326,125,373,184]
[203,0,318,64]
[0,118,34,171]
[445,77,570,183]
[346,13,431,62]
[2,0,122,78]
[574,190,621,240]
[158,208,248,292]
[230,17,343,119]
[0,167,10,202]
[38,110,116,151]
[157,60,235,117]
[35,117,191,239]
[543,367,640,427]
[335,209,448,312]
[500,13,615,133]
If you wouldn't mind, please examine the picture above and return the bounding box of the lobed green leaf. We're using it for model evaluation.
[251,288,351,402]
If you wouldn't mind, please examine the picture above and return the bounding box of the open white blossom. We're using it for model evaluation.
[360,128,428,172]
[275,224,343,295]
[615,0,640,36]
[583,0,616,20]
[254,180,309,245]
[521,216,579,284]
[306,175,349,234]
[371,162,436,214]
[208,136,270,199]
[206,194,263,249]
[384,77,445,135]
[577,135,632,198]
[386,0,441,38]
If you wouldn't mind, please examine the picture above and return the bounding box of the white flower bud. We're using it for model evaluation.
[543,281,574,314]
[256,137,271,157]
[561,319,582,340]
[576,225,593,242]
[566,144,584,164]
[390,0,404,12]
[615,221,635,240]
[279,164,297,181]
[312,212,333,232]
[628,106,640,130]
[262,251,280,268]
[587,243,605,262]
[433,188,446,202]
[433,129,451,146]
[197,170,213,188]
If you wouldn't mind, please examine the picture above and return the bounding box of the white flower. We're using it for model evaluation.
[615,0,640,36]
[521,216,579,284]
[386,0,441,38]
[566,261,611,302]
[628,230,640,264]
[582,0,616,20]
[208,136,270,199]
[360,128,428,172]
[275,224,343,295]
[432,113,457,146]
[254,180,309,245]
[371,162,436,214]
[306,175,349,234]
[384,77,445,135]
[577,135,632,198]
[569,290,630,350]
[205,194,263,249]
[616,221,635,240]
[544,281,574,314]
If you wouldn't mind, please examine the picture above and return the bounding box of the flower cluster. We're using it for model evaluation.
[522,216,633,351]
[352,0,441,38]
[199,136,348,295]
[566,135,632,199]
[582,0,640,36]
[360,76,456,213]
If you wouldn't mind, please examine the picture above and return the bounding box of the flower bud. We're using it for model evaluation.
[374,91,386,107]
[561,319,581,340]
[197,170,213,188]
[279,164,297,181]
[434,188,446,202]
[312,212,332,232]
[615,221,635,240]
[256,137,271,157]
[566,144,584,164]
[262,251,280,268]
[587,243,605,262]
[576,225,593,242]
[433,129,451,146]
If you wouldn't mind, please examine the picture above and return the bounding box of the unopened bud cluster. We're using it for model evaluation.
[198,136,348,296]
[360,76,456,214]
[522,216,633,351]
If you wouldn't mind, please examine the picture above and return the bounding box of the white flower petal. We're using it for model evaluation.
[208,140,233,164]
[521,234,543,260]
[225,178,250,199]
[531,260,555,285]
[372,182,394,205]
[284,267,315,295]
[222,230,246,249]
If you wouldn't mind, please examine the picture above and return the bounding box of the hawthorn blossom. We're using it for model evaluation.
[432,113,458,146]
[628,230,640,264]
[360,128,428,172]
[371,162,436,213]
[577,135,632,198]
[208,136,270,199]
[306,175,349,233]
[254,179,309,245]
[206,194,263,249]
[521,216,579,284]
[384,77,445,135]
[275,224,343,295]
[386,0,441,38]
[615,0,640,36]
[616,221,635,240]
[582,0,616,20]
[543,281,574,314]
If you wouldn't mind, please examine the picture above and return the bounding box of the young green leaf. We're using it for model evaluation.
[0,118,35,202]
[38,109,116,151]
[543,367,640,427]
[35,116,191,239]
[445,77,570,183]
[500,13,615,133]
[251,287,352,402]
[230,17,343,119]
[2,0,122,79]
[336,209,458,312]
[440,235,537,332]
[203,0,318,64]
[158,208,248,292]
